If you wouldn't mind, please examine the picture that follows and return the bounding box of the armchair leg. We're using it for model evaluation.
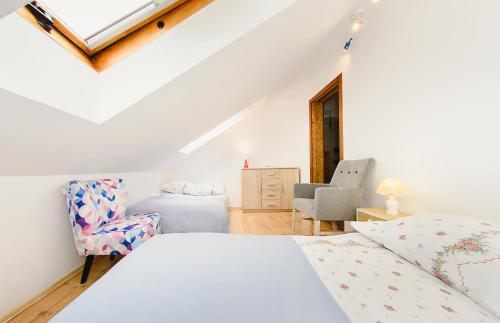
[332,221,338,232]
[291,209,296,234]
[80,255,94,284]
[313,220,320,236]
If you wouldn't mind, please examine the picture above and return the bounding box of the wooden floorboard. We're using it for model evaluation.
[7,209,334,322]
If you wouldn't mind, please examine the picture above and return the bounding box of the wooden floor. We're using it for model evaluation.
[7,209,333,322]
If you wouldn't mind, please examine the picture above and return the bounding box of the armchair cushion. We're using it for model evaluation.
[293,183,330,199]
[293,198,315,216]
[83,213,160,256]
[313,187,362,220]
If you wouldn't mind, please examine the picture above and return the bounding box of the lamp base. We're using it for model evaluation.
[386,195,400,216]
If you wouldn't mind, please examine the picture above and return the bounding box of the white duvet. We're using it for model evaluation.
[295,233,499,323]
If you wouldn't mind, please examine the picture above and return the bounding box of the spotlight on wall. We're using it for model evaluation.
[344,37,353,52]
[351,19,364,32]
[343,6,374,53]
[351,10,365,32]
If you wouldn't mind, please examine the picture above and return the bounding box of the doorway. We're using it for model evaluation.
[309,74,343,183]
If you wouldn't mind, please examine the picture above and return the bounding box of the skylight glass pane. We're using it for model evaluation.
[41,0,150,39]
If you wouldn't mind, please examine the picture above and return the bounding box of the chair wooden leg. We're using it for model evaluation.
[291,209,296,234]
[332,221,338,232]
[313,220,320,236]
[80,255,94,284]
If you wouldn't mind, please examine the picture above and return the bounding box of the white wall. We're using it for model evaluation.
[0,172,162,317]
[164,80,315,207]
[166,0,500,221]
[342,0,500,219]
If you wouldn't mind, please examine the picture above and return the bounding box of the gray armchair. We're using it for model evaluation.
[292,158,375,235]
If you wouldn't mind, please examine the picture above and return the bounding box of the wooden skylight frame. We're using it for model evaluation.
[18,0,214,72]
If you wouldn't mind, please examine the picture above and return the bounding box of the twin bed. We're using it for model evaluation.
[126,193,229,234]
[51,212,499,322]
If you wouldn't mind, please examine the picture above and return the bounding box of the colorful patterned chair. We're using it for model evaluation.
[62,178,160,283]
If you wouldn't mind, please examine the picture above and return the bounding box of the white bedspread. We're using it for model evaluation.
[295,233,499,323]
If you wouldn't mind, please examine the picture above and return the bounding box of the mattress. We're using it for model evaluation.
[160,192,228,206]
[51,233,499,323]
[126,196,229,233]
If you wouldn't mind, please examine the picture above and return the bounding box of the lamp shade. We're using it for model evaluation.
[376,178,408,197]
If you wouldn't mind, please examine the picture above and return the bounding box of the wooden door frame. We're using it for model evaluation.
[309,73,344,182]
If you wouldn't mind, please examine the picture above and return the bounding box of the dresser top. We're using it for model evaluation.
[241,167,300,170]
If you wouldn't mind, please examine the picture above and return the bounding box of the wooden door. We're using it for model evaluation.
[242,169,261,210]
[310,74,343,183]
[280,169,300,209]
[310,102,325,183]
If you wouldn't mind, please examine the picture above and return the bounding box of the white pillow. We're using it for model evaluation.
[160,181,186,194]
[212,183,225,195]
[183,182,213,196]
[352,214,500,317]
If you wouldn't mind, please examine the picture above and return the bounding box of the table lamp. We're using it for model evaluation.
[376,178,408,215]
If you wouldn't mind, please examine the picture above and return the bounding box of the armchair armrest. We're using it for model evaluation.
[313,187,363,221]
[294,183,330,199]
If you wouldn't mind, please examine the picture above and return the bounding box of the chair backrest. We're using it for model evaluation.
[62,179,128,237]
[330,158,375,188]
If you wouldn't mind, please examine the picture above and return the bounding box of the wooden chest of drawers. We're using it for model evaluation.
[242,168,300,212]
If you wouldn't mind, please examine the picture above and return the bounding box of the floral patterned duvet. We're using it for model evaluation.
[294,233,499,323]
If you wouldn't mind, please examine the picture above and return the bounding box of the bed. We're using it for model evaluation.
[51,215,499,323]
[126,195,229,234]
[160,192,228,205]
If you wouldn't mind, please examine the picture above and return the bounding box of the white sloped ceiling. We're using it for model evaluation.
[0,0,354,175]
[0,0,29,18]
[0,0,298,123]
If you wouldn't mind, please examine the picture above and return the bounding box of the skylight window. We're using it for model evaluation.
[19,0,213,72]
[40,0,181,50]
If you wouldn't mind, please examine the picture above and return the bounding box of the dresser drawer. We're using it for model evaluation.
[357,213,383,222]
[262,170,280,180]
[262,179,281,190]
[262,199,281,209]
[262,189,280,200]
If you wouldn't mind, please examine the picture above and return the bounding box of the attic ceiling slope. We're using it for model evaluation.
[0,0,28,18]
[0,0,354,176]
[0,0,299,123]
[0,12,100,122]
[95,0,300,123]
